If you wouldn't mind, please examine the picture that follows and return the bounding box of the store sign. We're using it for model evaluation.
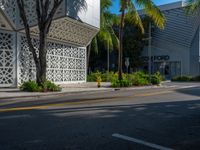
[141,55,170,61]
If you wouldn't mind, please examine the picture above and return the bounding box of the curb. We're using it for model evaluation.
[0,88,114,100]
[1,84,198,101]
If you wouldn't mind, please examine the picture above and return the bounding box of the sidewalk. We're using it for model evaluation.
[0,82,199,100]
[0,82,112,100]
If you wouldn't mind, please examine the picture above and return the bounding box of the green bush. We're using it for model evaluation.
[42,80,62,92]
[20,80,61,92]
[130,71,149,86]
[87,71,101,82]
[111,79,131,87]
[151,75,160,85]
[89,71,162,87]
[191,76,200,81]
[87,71,119,82]
[172,75,200,82]
[150,72,162,85]
[172,76,192,82]
[133,77,149,86]
[20,80,40,92]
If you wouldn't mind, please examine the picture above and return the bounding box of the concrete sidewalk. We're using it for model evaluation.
[0,82,112,100]
[0,82,199,100]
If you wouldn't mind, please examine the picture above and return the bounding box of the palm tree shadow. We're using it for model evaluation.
[66,0,87,21]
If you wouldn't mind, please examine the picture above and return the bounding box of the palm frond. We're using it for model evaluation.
[126,1,144,33]
[107,26,119,50]
[91,37,98,54]
[185,0,200,14]
[101,0,112,11]
[135,0,166,29]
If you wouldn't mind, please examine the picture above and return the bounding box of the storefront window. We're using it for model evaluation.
[153,61,181,79]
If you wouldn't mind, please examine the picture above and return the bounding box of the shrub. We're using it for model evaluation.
[151,72,162,85]
[87,71,101,82]
[151,75,160,85]
[88,71,163,87]
[20,80,41,92]
[172,76,192,82]
[133,77,149,86]
[111,79,131,87]
[191,76,200,81]
[131,71,149,86]
[87,71,117,82]
[20,80,61,92]
[108,72,118,82]
[172,75,200,82]
[42,80,62,92]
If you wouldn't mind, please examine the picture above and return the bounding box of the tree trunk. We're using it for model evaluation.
[118,8,125,81]
[36,29,48,85]
[87,42,92,74]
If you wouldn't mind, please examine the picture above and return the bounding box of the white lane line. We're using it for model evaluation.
[112,133,174,150]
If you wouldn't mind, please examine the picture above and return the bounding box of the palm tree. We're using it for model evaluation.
[87,0,119,73]
[118,0,165,80]
[186,0,200,14]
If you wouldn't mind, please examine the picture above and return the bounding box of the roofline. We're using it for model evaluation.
[138,1,185,15]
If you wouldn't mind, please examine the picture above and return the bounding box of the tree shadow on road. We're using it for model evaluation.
[0,98,200,150]
[175,87,200,97]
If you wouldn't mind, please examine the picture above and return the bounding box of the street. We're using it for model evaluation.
[0,85,200,150]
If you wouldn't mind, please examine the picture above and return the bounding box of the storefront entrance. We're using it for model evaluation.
[153,61,181,79]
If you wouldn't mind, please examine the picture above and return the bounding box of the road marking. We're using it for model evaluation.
[112,133,174,150]
[135,91,172,97]
[0,105,49,112]
[0,101,19,106]
[0,90,173,113]
[0,114,31,119]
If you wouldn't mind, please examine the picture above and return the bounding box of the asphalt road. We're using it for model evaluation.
[0,85,200,150]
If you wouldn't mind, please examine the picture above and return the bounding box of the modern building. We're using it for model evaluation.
[0,0,100,87]
[141,1,200,79]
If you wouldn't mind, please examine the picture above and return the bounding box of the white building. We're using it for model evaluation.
[0,0,100,87]
[141,1,200,79]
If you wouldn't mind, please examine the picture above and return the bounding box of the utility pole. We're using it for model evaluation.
[148,22,152,83]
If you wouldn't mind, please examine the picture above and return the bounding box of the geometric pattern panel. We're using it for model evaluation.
[18,0,37,29]
[18,34,86,85]
[0,0,17,26]
[0,30,15,87]
[18,0,65,29]
[18,36,38,83]
[0,0,65,29]
[30,17,98,46]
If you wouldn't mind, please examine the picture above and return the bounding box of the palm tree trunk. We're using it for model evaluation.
[118,8,125,81]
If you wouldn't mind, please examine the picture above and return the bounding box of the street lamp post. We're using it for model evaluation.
[142,22,152,83]
[148,23,152,84]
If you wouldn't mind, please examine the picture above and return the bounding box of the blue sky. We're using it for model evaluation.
[110,0,181,14]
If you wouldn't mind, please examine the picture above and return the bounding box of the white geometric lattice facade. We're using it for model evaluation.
[0,31,87,87]
[0,30,16,87]
[18,34,86,85]
[0,0,100,87]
